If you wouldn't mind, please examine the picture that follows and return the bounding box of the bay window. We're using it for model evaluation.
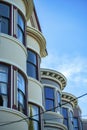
[44,87,55,111]
[17,72,26,113]
[29,104,40,130]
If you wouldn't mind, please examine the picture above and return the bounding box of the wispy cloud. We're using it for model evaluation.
[41,54,87,80]
[41,53,87,116]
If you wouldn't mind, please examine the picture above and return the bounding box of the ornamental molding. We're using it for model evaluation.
[23,0,33,20]
[27,26,48,57]
[62,92,78,107]
[41,69,67,90]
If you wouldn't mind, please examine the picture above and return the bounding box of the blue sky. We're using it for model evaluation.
[34,0,87,118]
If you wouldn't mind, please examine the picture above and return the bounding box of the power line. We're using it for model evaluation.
[0,93,87,126]
[30,93,87,118]
[0,117,28,127]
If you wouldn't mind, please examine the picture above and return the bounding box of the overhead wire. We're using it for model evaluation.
[30,92,87,118]
[0,93,87,126]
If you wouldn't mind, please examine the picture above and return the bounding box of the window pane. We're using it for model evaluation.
[74,118,78,127]
[0,65,8,82]
[29,120,39,130]
[17,73,25,93]
[33,121,39,130]
[17,12,24,44]
[64,119,68,127]
[27,63,37,79]
[18,91,24,107]
[70,111,73,122]
[18,13,24,31]
[0,65,8,73]
[45,99,54,111]
[29,104,39,120]
[62,108,68,118]
[62,108,68,128]
[0,65,8,107]
[17,27,24,43]
[0,18,9,34]
[0,73,8,82]
[45,87,54,99]
[27,50,37,65]
[0,83,7,94]
[29,104,40,130]
[0,3,10,18]
[2,95,8,107]
[57,91,61,112]
[17,72,26,113]
[57,91,61,104]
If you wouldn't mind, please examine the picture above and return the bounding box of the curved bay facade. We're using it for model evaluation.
[41,69,67,130]
[0,0,47,130]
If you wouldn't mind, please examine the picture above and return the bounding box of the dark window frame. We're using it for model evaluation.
[0,1,26,45]
[62,107,69,129]
[27,49,40,80]
[44,87,55,111]
[29,103,41,130]
[17,71,26,114]
[17,11,25,45]
[57,91,61,112]
[73,117,79,130]
[0,63,11,108]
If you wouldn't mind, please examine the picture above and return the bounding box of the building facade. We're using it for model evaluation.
[0,0,87,130]
[41,69,67,130]
[41,69,86,130]
[0,0,47,130]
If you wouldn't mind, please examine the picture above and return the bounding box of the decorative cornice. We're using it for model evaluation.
[41,69,67,90]
[62,92,78,107]
[23,0,33,20]
[26,26,48,57]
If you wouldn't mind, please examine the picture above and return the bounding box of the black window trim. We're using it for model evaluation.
[0,1,26,45]
[62,107,69,129]
[29,103,41,130]
[17,10,25,45]
[17,71,27,114]
[27,49,39,80]
[0,62,11,108]
[44,86,55,111]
